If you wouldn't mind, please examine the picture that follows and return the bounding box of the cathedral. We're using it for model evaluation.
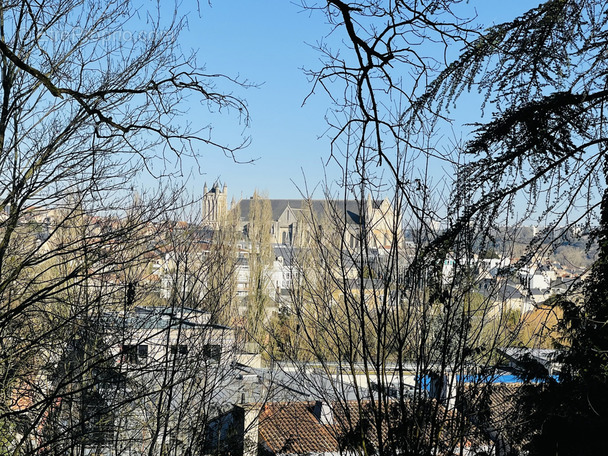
[202,183,403,251]
[201,182,228,230]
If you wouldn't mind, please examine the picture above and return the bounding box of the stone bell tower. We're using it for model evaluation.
[202,182,227,229]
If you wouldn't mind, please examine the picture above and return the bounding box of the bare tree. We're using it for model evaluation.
[243,192,273,346]
[262,1,543,455]
[0,1,249,454]
[280,0,608,454]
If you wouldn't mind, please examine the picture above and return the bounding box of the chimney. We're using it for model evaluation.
[242,404,260,456]
[313,400,333,425]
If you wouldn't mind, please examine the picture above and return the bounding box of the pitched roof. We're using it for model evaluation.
[258,402,338,454]
[478,279,525,301]
[257,399,490,456]
[235,199,364,225]
[461,383,534,453]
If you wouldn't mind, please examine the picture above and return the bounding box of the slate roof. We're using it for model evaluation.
[103,306,230,331]
[236,199,365,225]
[499,347,559,370]
[273,244,297,264]
[478,279,525,302]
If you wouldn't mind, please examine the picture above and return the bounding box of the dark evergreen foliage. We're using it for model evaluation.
[421,0,608,453]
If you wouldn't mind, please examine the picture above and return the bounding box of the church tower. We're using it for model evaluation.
[202,182,228,229]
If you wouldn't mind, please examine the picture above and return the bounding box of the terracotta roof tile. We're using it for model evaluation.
[257,399,490,456]
[258,402,338,454]
[462,383,535,452]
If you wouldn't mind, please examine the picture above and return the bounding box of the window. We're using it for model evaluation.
[121,344,148,364]
[170,344,189,356]
[203,344,221,362]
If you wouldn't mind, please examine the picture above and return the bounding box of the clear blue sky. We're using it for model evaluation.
[162,1,537,202]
